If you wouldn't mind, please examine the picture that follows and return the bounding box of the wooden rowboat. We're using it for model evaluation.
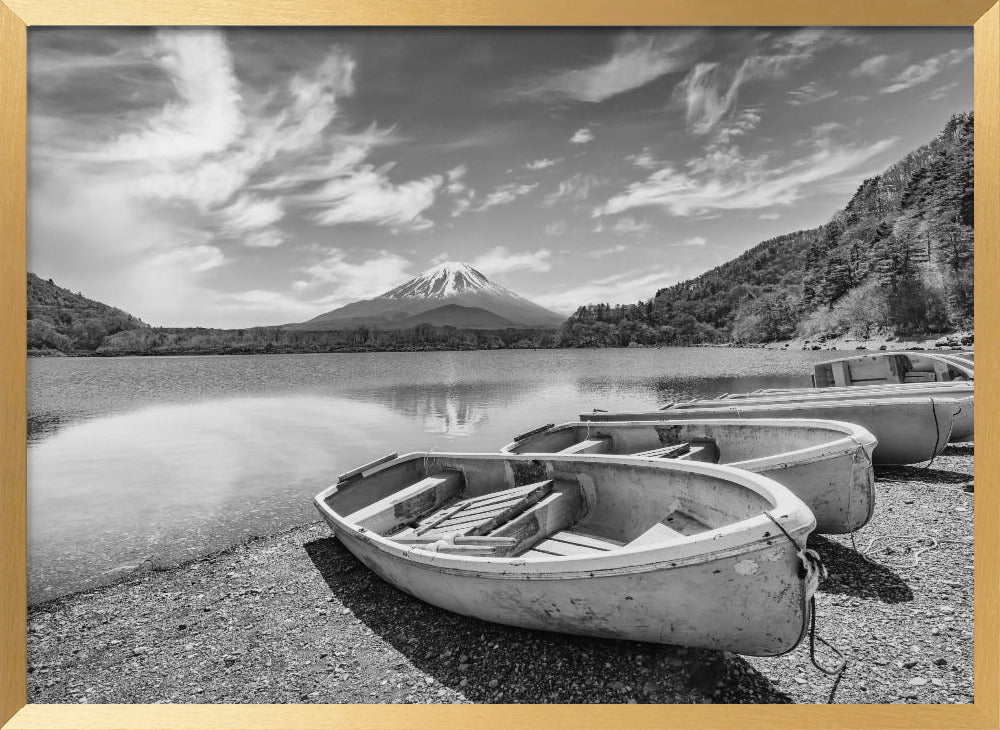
[701,384,974,443]
[582,397,968,465]
[315,452,820,656]
[813,352,972,387]
[501,418,876,534]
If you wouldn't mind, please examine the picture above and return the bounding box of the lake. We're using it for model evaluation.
[27,347,835,604]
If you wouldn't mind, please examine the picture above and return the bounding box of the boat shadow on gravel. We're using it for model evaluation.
[304,536,794,704]
[874,465,974,488]
[807,535,913,604]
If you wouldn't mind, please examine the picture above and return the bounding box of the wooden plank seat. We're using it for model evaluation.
[346,471,464,535]
[633,443,691,459]
[392,479,586,558]
[632,443,713,462]
[528,530,622,557]
[556,437,612,455]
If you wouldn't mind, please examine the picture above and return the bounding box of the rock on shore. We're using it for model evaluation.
[28,446,974,705]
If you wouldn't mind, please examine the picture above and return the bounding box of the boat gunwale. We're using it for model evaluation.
[498,417,878,474]
[313,452,816,577]
[581,395,969,422]
[814,351,974,379]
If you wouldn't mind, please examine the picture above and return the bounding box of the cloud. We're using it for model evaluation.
[523,31,700,103]
[674,55,800,134]
[570,128,594,144]
[294,249,413,301]
[880,46,973,94]
[533,267,680,314]
[610,217,651,235]
[850,54,892,77]
[674,236,707,247]
[544,221,566,236]
[471,247,552,275]
[927,81,960,101]
[589,244,628,258]
[296,167,443,231]
[596,136,898,218]
[150,244,226,273]
[216,194,284,233]
[627,149,661,169]
[98,30,243,163]
[545,173,602,206]
[758,212,781,220]
[525,158,560,170]
[787,81,838,106]
[472,182,537,213]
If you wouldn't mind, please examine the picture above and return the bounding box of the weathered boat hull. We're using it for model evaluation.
[813,352,973,387]
[501,419,876,534]
[315,453,818,656]
[704,385,974,443]
[582,397,966,465]
[712,387,972,443]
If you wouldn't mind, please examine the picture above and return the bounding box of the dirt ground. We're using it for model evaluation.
[27,445,974,705]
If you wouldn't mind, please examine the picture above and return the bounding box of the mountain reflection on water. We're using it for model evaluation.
[27,348,830,603]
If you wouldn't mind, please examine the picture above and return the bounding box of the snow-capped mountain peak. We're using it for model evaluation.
[380,261,516,300]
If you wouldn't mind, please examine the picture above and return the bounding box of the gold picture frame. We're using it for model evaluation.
[1,1,997,727]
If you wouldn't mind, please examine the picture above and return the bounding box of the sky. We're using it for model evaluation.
[28,27,973,328]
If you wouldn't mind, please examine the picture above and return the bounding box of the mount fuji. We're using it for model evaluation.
[288,262,565,330]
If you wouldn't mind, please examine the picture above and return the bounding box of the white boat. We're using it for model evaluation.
[813,352,972,387]
[930,351,976,368]
[582,397,968,465]
[699,384,973,443]
[315,452,820,656]
[501,419,876,534]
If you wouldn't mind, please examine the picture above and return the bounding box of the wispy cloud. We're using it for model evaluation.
[570,128,594,144]
[533,267,680,314]
[293,249,413,303]
[787,81,838,106]
[927,81,960,101]
[525,158,560,170]
[850,54,893,77]
[610,217,651,235]
[626,148,661,170]
[545,173,602,207]
[589,244,628,258]
[472,182,538,213]
[880,46,972,94]
[544,221,566,236]
[521,31,700,103]
[471,246,552,275]
[596,134,898,218]
[295,168,443,231]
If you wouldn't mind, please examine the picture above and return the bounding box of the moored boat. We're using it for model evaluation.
[696,384,973,443]
[582,397,968,465]
[501,418,876,534]
[813,352,972,387]
[315,452,820,656]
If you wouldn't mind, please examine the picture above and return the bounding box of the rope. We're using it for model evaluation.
[920,397,940,471]
[809,595,847,677]
[857,534,970,569]
[764,513,846,679]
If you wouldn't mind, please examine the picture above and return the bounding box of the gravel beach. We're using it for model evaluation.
[27,445,974,705]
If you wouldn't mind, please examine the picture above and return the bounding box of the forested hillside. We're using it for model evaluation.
[27,274,148,354]
[560,112,975,347]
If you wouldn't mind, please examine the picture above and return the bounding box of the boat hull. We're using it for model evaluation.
[314,453,818,656]
[502,419,875,534]
[704,386,973,443]
[330,521,812,656]
[583,398,965,465]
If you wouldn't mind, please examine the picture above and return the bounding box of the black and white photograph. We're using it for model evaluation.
[25,26,975,705]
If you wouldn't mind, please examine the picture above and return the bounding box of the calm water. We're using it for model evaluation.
[27,347,833,604]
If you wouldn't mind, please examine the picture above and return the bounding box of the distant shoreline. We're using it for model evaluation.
[28,330,972,359]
